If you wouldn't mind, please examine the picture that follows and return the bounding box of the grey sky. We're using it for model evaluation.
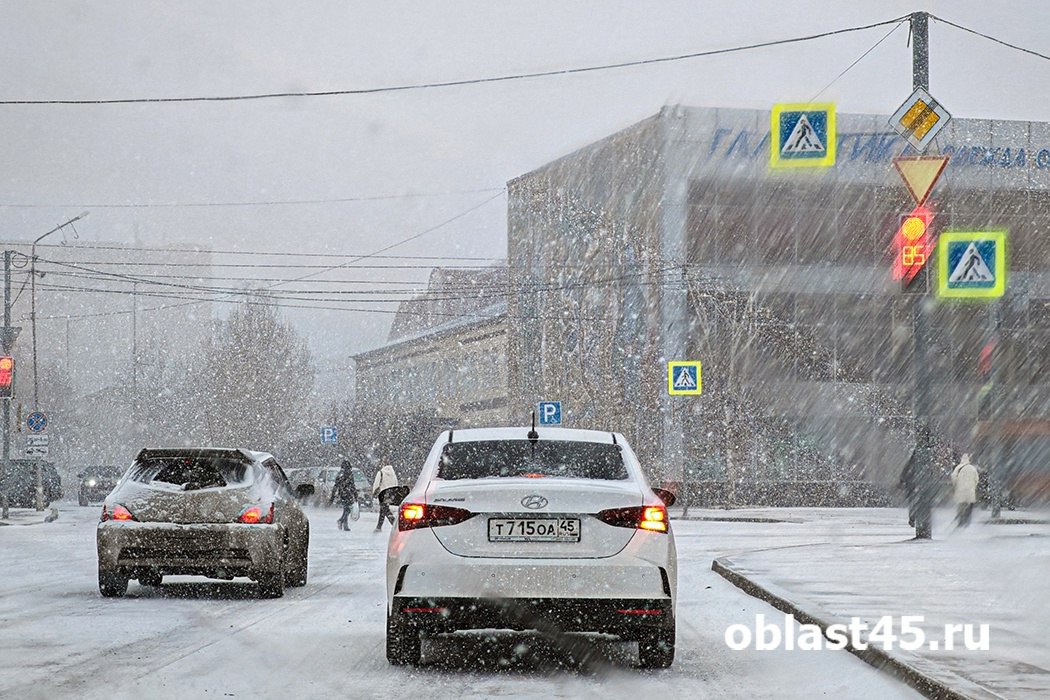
[2,1,1049,381]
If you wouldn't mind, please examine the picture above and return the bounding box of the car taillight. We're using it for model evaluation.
[398,502,475,531]
[595,505,668,533]
[100,504,135,522]
[237,503,275,524]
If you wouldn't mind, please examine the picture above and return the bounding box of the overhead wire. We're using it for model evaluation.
[929,14,1050,63]
[0,17,910,106]
[0,187,506,209]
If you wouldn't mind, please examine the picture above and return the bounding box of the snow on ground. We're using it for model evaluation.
[688,505,1050,699]
[0,501,927,700]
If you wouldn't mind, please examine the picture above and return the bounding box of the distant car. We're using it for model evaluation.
[78,465,125,506]
[285,466,322,504]
[385,427,678,668]
[316,465,373,508]
[0,459,62,508]
[96,448,313,598]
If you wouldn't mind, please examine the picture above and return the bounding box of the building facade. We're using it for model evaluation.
[352,266,509,476]
[508,105,1050,503]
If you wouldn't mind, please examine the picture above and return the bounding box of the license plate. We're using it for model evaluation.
[487,517,580,542]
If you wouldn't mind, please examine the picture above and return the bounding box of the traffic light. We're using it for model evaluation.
[0,356,13,398]
[893,205,934,293]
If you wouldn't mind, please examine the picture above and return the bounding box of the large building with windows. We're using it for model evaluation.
[507,105,1050,503]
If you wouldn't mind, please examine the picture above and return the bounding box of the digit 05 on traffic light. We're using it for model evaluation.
[0,356,13,398]
[892,205,934,292]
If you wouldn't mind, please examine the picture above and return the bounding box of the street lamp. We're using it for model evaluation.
[31,212,88,410]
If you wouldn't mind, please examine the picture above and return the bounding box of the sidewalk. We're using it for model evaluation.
[694,506,1050,700]
[0,505,64,526]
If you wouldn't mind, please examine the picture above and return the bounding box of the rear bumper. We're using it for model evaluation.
[97,521,283,579]
[391,595,673,637]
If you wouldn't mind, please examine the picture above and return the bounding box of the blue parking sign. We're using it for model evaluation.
[537,401,562,426]
[320,426,338,444]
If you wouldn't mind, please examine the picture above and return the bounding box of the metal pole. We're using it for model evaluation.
[910,12,934,539]
[2,251,11,518]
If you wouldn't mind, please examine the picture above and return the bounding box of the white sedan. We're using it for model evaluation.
[385,426,677,668]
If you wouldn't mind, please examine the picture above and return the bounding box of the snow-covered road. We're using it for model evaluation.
[0,504,918,700]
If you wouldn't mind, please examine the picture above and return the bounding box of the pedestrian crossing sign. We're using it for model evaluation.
[937,231,1007,299]
[667,361,702,395]
[770,103,836,169]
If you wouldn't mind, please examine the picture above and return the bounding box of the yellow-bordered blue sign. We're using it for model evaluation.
[937,231,1007,299]
[770,103,836,168]
[667,361,702,395]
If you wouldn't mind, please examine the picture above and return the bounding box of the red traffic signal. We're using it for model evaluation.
[892,205,934,288]
[0,356,13,397]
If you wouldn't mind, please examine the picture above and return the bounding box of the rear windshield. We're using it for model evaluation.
[437,440,628,481]
[130,457,250,490]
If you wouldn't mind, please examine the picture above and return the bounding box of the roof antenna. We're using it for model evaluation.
[611,433,618,445]
[527,410,539,442]
[448,429,454,444]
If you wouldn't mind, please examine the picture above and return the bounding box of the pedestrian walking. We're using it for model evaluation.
[372,464,399,532]
[951,453,980,527]
[899,440,937,538]
[330,460,360,531]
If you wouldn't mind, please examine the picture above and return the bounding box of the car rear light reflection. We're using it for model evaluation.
[100,504,135,522]
[595,505,668,533]
[398,502,475,531]
[237,503,275,524]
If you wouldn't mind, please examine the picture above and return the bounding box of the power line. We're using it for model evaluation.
[0,187,505,209]
[0,17,909,106]
[31,241,502,262]
[930,13,1050,63]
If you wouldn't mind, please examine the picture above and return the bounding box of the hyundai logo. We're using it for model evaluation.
[521,495,548,510]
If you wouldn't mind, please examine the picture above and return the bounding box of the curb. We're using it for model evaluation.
[712,557,986,700]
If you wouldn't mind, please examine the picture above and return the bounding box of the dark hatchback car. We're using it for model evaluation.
[97,447,313,598]
[0,460,62,508]
[78,465,125,506]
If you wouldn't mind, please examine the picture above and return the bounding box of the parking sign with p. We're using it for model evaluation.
[537,401,562,426]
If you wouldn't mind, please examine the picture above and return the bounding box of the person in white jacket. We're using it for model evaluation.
[950,453,980,527]
[372,464,399,532]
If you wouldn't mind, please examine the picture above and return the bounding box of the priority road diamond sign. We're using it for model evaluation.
[770,103,836,168]
[937,231,1006,299]
[889,88,951,154]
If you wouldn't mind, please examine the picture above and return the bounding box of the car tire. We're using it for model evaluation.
[285,531,309,588]
[138,571,163,587]
[638,626,675,669]
[386,609,421,665]
[258,555,286,598]
[99,569,129,598]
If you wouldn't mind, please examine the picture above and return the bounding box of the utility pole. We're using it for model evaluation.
[909,12,935,540]
[1,252,18,519]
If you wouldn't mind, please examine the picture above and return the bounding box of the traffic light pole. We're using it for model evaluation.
[909,12,935,540]
[2,251,11,519]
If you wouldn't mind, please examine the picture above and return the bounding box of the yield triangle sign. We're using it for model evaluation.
[894,155,948,205]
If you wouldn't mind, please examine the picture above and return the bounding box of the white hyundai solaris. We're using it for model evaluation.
[385,427,677,668]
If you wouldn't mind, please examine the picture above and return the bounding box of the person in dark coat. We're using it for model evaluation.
[330,461,359,531]
[899,436,938,539]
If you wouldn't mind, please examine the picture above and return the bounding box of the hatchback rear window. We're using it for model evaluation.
[130,457,250,490]
[437,440,628,480]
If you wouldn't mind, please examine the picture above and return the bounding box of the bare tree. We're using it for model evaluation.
[198,299,315,451]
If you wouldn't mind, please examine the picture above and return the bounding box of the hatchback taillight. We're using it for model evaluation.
[237,503,275,524]
[398,502,475,531]
[595,504,668,533]
[100,504,135,522]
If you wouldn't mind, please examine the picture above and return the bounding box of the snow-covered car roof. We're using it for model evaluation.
[444,427,624,444]
[133,447,275,464]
